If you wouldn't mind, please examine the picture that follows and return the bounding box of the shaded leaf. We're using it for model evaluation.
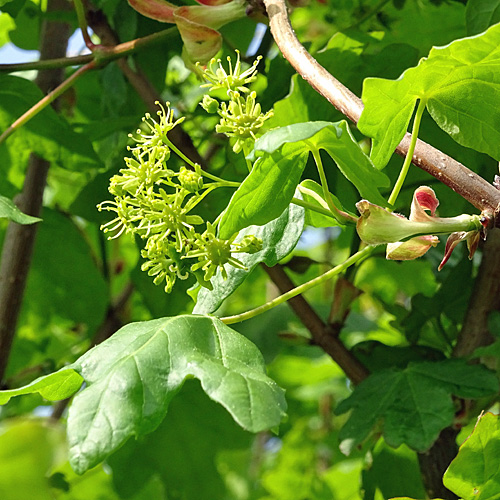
[335,360,498,452]
[299,179,348,228]
[466,0,500,35]
[359,23,500,168]
[0,194,40,224]
[362,439,426,500]
[0,75,100,171]
[444,412,500,500]
[194,199,304,314]
[108,380,251,500]
[307,123,389,205]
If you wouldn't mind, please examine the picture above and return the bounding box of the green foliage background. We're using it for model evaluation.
[1,0,500,498]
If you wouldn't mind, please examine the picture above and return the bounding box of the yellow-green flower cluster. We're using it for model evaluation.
[98,102,262,293]
[199,51,273,153]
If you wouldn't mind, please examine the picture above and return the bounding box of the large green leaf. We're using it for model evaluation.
[0,194,40,224]
[359,23,500,169]
[466,0,500,35]
[0,316,286,473]
[443,412,500,500]
[305,122,389,205]
[252,121,388,205]
[335,360,498,452]
[194,199,304,314]
[67,315,285,473]
[0,75,100,171]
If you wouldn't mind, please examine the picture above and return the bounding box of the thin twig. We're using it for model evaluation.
[84,0,206,167]
[262,264,369,385]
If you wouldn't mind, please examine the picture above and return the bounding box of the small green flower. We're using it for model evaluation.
[184,223,246,281]
[130,101,185,152]
[200,50,261,95]
[98,196,142,239]
[141,235,191,293]
[234,235,263,254]
[98,100,262,294]
[110,147,173,197]
[215,91,273,153]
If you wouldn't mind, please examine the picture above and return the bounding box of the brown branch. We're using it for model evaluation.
[262,264,369,385]
[453,229,500,358]
[0,0,72,384]
[263,0,500,217]
[84,1,206,167]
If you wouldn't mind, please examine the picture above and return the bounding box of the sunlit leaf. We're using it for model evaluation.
[359,23,500,168]
[0,369,83,405]
[0,195,40,224]
[444,412,500,500]
[219,120,388,238]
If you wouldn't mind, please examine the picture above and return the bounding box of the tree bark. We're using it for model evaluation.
[0,0,71,383]
[417,428,459,500]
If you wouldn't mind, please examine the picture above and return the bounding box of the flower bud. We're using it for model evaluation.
[178,166,203,193]
[236,235,263,253]
[200,95,219,114]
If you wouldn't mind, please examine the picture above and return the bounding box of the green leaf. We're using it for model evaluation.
[108,380,251,500]
[20,209,108,336]
[0,195,40,224]
[305,122,389,205]
[335,360,498,452]
[50,315,283,474]
[444,412,500,500]
[0,419,68,500]
[194,198,305,314]
[359,23,500,169]
[0,75,100,171]
[248,121,335,159]
[0,369,83,405]
[466,0,500,35]
[220,120,388,239]
[0,316,286,474]
[218,142,308,239]
[362,439,426,500]
[254,121,389,205]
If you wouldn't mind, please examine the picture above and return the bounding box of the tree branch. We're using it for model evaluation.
[263,0,500,218]
[0,0,72,383]
[453,229,500,357]
[262,264,369,385]
[84,1,205,167]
